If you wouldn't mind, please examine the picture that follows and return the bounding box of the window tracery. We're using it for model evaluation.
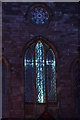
[30,7,49,24]
[24,38,57,103]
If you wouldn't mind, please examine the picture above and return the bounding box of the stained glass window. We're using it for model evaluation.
[30,7,49,24]
[24,40,57,103]
[24,48,34,102]
[35,41,46,103]
[46,49,57,102]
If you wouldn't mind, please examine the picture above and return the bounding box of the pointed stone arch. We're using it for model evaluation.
[23,36,59,119]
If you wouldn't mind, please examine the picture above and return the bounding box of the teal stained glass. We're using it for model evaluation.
[46,49,57,102]
[24,41,57,103]
[35,41,46,103]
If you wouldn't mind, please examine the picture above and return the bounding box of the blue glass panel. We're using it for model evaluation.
[24,48,34,102]
[30,43,35,51]
[2,63,6,118]
[44,43,49,52]
[31,7,49,24]
[46,49,57,102]
[35,41,46,103]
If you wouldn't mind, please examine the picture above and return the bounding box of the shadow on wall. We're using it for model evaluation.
[37,111,55,120]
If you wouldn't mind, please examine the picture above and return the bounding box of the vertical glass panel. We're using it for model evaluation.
[35,41,46,103]
[44,43,49,52]
[46,49,57,102]
[30,43,35,51]
[2,63,6,118]
[73,61,80,117]
[24,48,34,102]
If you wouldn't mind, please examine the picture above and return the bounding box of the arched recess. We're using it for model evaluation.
[71,58,80,118]
[2,56,9,118]
[23,36,58,118]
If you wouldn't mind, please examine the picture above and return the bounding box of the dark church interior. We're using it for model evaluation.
[2,2,80,120]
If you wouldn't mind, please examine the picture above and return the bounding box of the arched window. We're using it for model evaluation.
[73,60,80,117]
[30,7,49,25]
[24,38,57,104]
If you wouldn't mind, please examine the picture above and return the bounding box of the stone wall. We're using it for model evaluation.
[2,2,79,119]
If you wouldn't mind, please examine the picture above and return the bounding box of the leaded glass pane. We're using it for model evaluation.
[46,49,57,102]
[30,43,35,51]
[35,41,46,103]
[24,41,57,104]
[44,43,49,52]
[24,48,34,102]
[2,63,6,118]
[31,7,49,24]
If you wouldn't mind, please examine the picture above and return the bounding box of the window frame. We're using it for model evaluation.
[23,36,58,105]
[25,3,52,26]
